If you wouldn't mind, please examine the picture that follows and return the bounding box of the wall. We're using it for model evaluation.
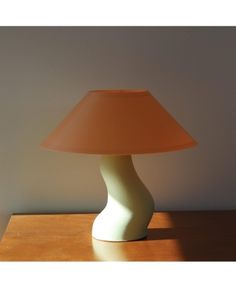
[0,27,235,237]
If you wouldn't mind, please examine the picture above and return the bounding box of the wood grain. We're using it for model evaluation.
[0,211,236,261]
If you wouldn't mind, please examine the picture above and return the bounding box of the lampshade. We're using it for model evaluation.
[41,90,197,154]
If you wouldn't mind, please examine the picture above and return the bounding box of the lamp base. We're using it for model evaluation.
[92,155,154,241]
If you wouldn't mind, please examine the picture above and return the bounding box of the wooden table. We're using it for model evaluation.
[0,212,235,261]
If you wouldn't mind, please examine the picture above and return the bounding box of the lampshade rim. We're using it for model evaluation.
[88,89,149,94]
[40,140,197,155]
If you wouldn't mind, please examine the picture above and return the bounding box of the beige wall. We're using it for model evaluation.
[0,27,235,237]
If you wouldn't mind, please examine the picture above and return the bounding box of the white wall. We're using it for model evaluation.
[0,27,235,237]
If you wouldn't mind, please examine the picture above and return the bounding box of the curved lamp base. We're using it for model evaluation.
[92,155,154,241]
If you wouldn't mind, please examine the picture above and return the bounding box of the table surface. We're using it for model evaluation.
[0,211,236,261]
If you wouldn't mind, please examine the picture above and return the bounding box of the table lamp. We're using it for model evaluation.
[41,90,197,241]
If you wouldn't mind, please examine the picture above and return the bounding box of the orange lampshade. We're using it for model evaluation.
[41,90,197,154]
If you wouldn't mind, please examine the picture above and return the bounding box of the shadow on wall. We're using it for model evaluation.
[0,214,10,241]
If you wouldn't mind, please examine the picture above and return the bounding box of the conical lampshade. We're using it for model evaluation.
[41,90,197,154]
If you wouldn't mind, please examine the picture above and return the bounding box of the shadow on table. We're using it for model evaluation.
[147,211,236,261]
[147,227,178,240]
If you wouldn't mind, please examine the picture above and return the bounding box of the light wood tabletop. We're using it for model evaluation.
[0,211,235,261]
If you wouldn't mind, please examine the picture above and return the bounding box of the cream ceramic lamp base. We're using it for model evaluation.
[92,155,155,241]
